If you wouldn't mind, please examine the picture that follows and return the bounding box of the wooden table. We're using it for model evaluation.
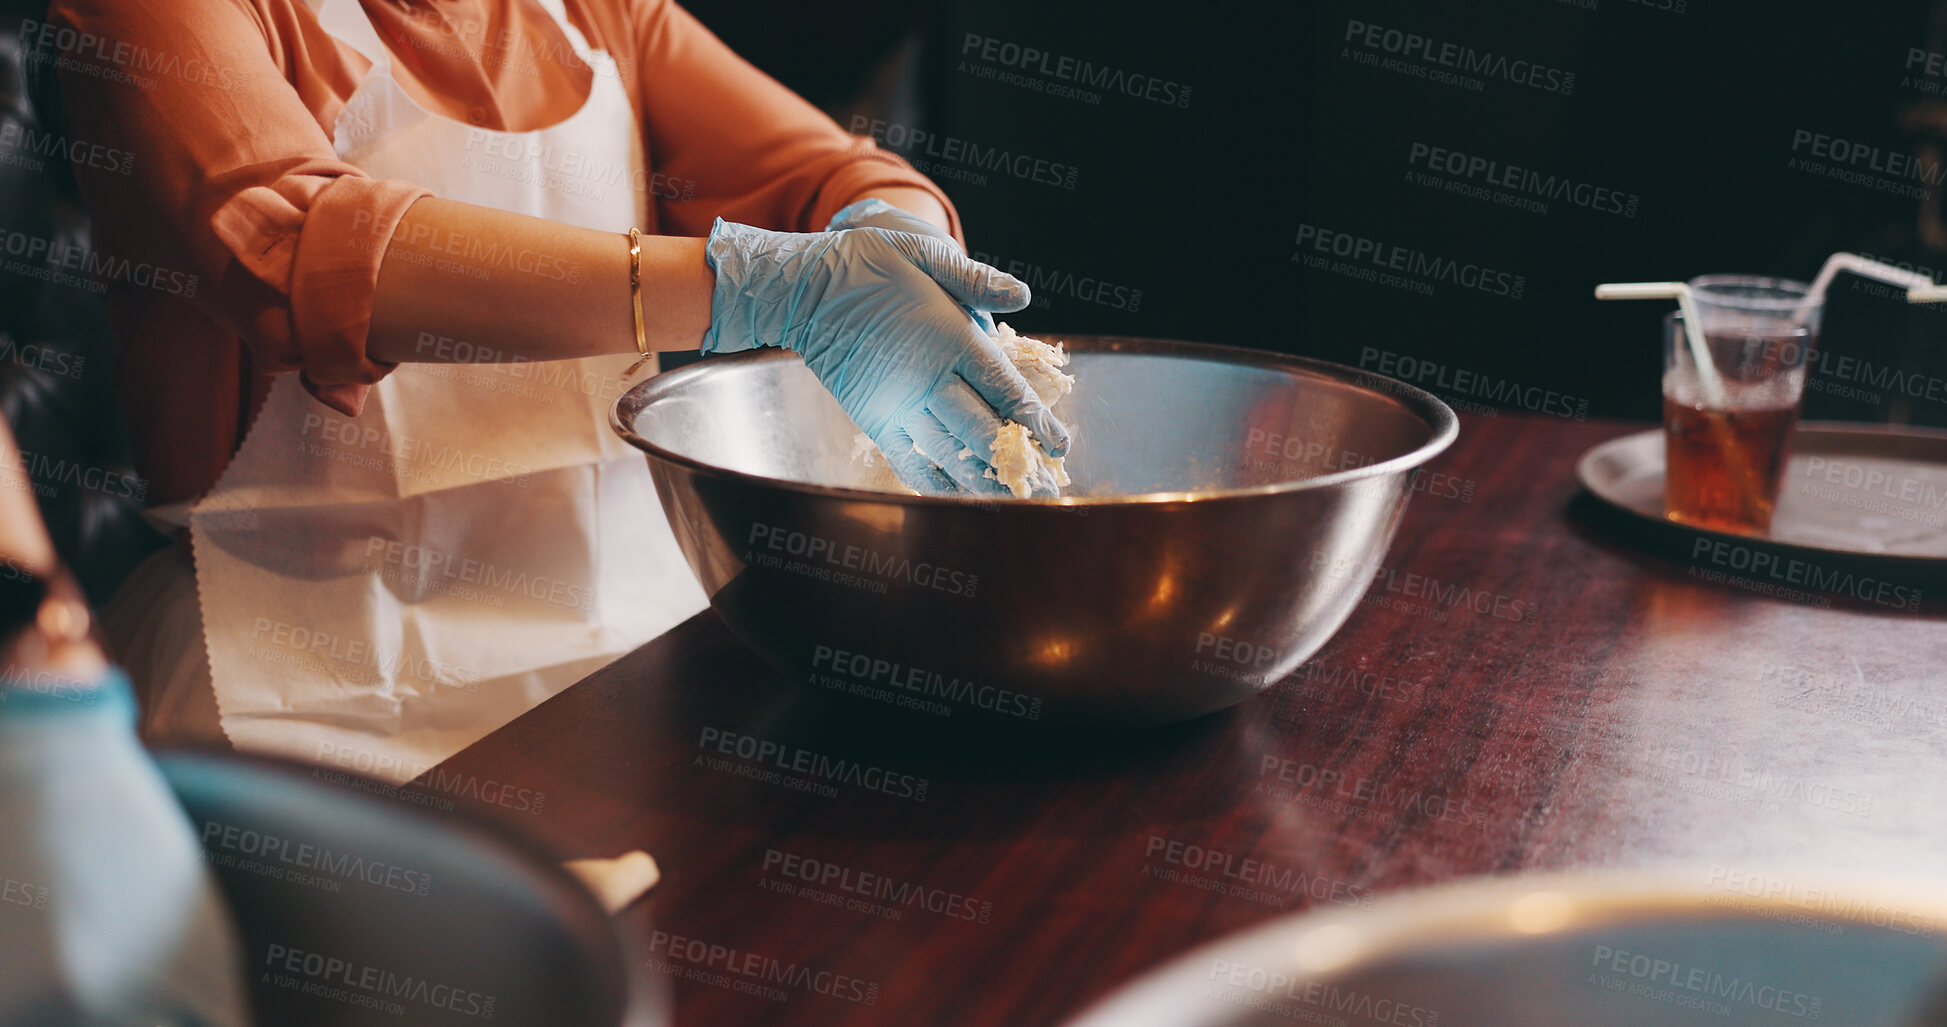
[420,413,1946,1026]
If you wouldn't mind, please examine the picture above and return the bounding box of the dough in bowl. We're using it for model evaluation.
[854,322,1075,499]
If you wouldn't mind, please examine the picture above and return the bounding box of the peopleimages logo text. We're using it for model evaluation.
[1591,945,1821,1018]
[810,644,1041,721]
[1690,538,1922,611]
[0,230,197,297]
[1294,223,1524,298]
[0,123,133,174]
[649,930,878,1005]
[1407,142,1638,217]
[201,822,432,896]
[1790,129,1946,188]
[1205,959,1439,1027]
[959,33,1191,107]
[762,848,994,922]
[968,249,1141,312]
[1359,346,1587,419]
[747,521,978,596]
[697,727,929,802]
[1344,19,1574,94]
[262,944,493,1019]
[16,18,238,91]
[849,117,1079,190]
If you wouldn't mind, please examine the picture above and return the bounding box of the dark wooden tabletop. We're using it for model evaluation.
[418,412,1947,1027]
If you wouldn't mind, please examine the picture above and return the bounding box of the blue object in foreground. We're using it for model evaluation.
[0,667,252,1027]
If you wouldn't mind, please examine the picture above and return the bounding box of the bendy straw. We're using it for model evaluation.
[1795,252,1934,317]
[1595,281,1727,407]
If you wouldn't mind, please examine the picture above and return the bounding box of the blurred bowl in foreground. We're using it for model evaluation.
[1063,869,1947,1026]
[160,751,665,1027]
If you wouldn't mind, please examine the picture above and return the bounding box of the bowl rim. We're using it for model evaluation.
[1062,866,1947,1026]
[611,334,1461,506]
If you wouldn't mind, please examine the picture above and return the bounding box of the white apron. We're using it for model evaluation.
[187,0,706,785]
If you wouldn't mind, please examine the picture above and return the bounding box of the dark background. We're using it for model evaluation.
[691,0,1947,425]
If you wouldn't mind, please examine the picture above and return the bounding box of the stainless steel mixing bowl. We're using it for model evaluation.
[612,335,1456,731]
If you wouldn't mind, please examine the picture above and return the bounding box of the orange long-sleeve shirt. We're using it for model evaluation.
[42,0,959,507]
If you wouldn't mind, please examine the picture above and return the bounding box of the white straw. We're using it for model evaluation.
[1594,281,1728,407]
[1910,284,1947,303]
[1798,252,1933,319]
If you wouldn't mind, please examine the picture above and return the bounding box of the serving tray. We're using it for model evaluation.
[1575,422,1947,565]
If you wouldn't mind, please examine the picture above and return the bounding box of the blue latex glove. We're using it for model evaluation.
[825,199,995,333]
[823,196,953,242]
[702,218,1068,497]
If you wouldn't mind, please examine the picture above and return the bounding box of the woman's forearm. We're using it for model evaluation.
[367,188,954,365]
[367,197,714,364]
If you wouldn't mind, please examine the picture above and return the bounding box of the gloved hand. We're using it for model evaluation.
[702,218,1067,497]
[825,198,996,334]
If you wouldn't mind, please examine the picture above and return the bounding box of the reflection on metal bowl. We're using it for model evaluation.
[611,335,1457,732]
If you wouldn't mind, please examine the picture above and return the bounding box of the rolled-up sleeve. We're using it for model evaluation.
[46,0,429,398]
[629,0,961,241]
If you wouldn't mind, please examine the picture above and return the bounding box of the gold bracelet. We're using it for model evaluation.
[623,226,653,377]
